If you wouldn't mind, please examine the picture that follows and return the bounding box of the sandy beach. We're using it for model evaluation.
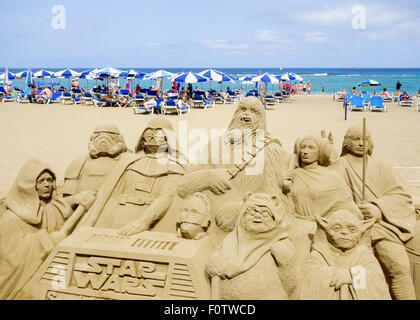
[1,95,420,203]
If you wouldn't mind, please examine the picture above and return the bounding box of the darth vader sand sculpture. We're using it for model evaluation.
[62,123,130,196]
[0,159,96,300]
[177,96,289,242]
[77,117,185,235]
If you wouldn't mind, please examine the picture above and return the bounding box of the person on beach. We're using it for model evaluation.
[71,79,80,89]
[381,88,391,98]
[4,83,12,95]
[125,79,130,90]
[307,81,311,95]
[135,84,142,94]
[302,82,307,95]
[29,85,37,103]
[100,91,131,107]
[38,86,53,100]
[396,81,402,93]
[350,87,357,95]
[400,91,411,101]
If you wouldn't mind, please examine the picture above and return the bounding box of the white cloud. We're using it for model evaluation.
[146,42,164,49]
[201,39,249,51]
[304,32,330,43]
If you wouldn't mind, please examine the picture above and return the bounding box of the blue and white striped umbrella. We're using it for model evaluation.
[0,71,15,81]
[81,68,99,77]
[279,72,303,81]
[95,67,124,78]
[145,69,174,79]
[172,71,208,83]
[15,70,31,78]
[251,73,280,83]
[197,69,225,81]
[33,70,54,78]
[219,74,236,83]
[358,80,381,87]
[238,75,254,81]
[54,68,81,78]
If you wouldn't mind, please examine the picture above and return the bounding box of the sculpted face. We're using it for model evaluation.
[230,101,263,132]
[348,133,368,157]
[300,139,319,165]
[89,129,125,159]
[36,171,54,201]
[142,128,167,154]
[179,197,209,239]
[243,204,275,233]
[325,212,362,251]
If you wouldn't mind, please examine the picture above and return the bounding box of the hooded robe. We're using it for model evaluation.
[0,159,73,300]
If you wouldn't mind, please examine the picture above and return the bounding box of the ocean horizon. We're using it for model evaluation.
[3,67,420,95]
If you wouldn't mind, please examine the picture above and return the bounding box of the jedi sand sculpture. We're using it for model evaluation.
[334,125,417,300]
[300,210,391,300]
[76,117,185,235]
[205,192,297,300]
[0,159,96,300]
[177,96,289,245]
[62,123,130,196]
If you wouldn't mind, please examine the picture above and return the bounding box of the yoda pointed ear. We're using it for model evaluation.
[361,218,376,234]
[315,215,329,231]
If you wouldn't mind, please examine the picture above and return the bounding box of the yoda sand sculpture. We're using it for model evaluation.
[205,192,297,300]
[177,97,289,243]
[176,192,211,240]
[334,125,417,300]
[0,159,96,300]
[62,123,129,196]
[77,117,185,236]
[300,210,391,300]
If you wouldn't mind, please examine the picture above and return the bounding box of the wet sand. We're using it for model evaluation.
[1,95,419,202]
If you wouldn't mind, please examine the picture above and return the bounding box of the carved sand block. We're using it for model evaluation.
[405,207,420,299]
[18,227,212,300]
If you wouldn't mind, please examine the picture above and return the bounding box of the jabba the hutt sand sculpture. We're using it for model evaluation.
[77,117,185,236]
[333,125,417,300]
[62,123,130,196]
[0,159,96,300]
[205,192,297,300]
[177,97,289,243]
[300,210,391,300]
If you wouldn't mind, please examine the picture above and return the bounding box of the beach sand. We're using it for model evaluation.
[1,95,420,203]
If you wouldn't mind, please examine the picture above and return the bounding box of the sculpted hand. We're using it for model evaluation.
[283,170,294,182]
[330,268,353,290]
[50,231,67,245]
[358,203,382,222]
[321,130,334,144]
[207,170,232,195]
[118,220,148,236]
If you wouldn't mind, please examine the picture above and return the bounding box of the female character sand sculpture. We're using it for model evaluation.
[205,192,297,300]
[177,96,289,244]
[77,117,185,235]
[0,159,96,300]
[300,210,391,300]
[62,123,130,196]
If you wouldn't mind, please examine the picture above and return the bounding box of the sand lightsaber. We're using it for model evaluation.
[60,204,87,236]
[282,153,298,195]
[362,117,367,203]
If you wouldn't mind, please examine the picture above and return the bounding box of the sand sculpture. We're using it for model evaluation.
[62,123,129,196]
[0,159,96,300]
[177,96,289,244]
[205,192,297,300]
[300,210,391,300]
[334,125,417,300]
[77,117,185,235]
[0,97,418,300]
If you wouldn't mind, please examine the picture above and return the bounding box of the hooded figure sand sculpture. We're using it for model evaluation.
[0,159,96,300]
[177,97,289,243]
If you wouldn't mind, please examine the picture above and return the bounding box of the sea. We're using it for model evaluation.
[3,68,420,95]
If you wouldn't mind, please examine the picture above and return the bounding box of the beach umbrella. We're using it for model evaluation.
[54,68,81,78]
[197,69,226,81]
[0,68,15,84]
[238,75,254,81]
[281,83,293,88]
[33,70,54,78]
[81,68,98,77]
[172,71,208,84]
[358,80,381,87]
[95,67,124,78]
[26,68,32,86]
[279,72,303,81]
[145,70,174,79]
[251,73,280,83]
[15,70,31,79]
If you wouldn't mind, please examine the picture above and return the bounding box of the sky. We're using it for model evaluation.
[1,0,420,68]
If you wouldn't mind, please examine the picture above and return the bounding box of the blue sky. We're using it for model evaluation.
[1,0,419,68]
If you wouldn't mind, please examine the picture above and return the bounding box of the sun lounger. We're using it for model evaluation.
[118,89,131,100]
[208,92,223,104]
[399,94,414,107]
[15,87,32,103]
[133,100,155,114]
[382,95,393,102]
[361,93,371,106]
[61,91,76,105]
[0,87,15,103]
[274,91,285,103]
[263,94,277,109]
[81,92,94,104]
[369,96,387,112]
[192,94,213,109]
[349,96,366,112]
[92,96,121,108]
[177,100,190,115]
[345,93,354,104]
[161,99,179,115]
[132,94,146,107]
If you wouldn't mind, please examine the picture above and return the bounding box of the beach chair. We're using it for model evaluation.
[349,96,366,112]
[132,94,146,107]
[281,90,290,102]
[208,92,223,104]
[345,93,354,104]
[146,90,158,99]
[221,93,236,104]
[177,100,191,115]
[161,99,179,115]
[399,94,414,107]
[62,91,76,105]
[0,87,15,103]
[274,91,285,103]
[41,91,63,104]
[382,95,393,103]
[118,89,131,100]
[361,93,371,106]
[81,92,94,104]
[15,87,32,103]
[192,94,213,109]
[369,96,387,112]
[263,94,277,109]
[92,96,121,108]
[133,100,154,114]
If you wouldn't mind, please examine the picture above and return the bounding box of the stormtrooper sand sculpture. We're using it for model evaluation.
[62,123,129,196]
[0,159,96,300]
[300,210,391,300]
[77,117,185,235]
[177,96,289,243]
[205,192,297,300]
